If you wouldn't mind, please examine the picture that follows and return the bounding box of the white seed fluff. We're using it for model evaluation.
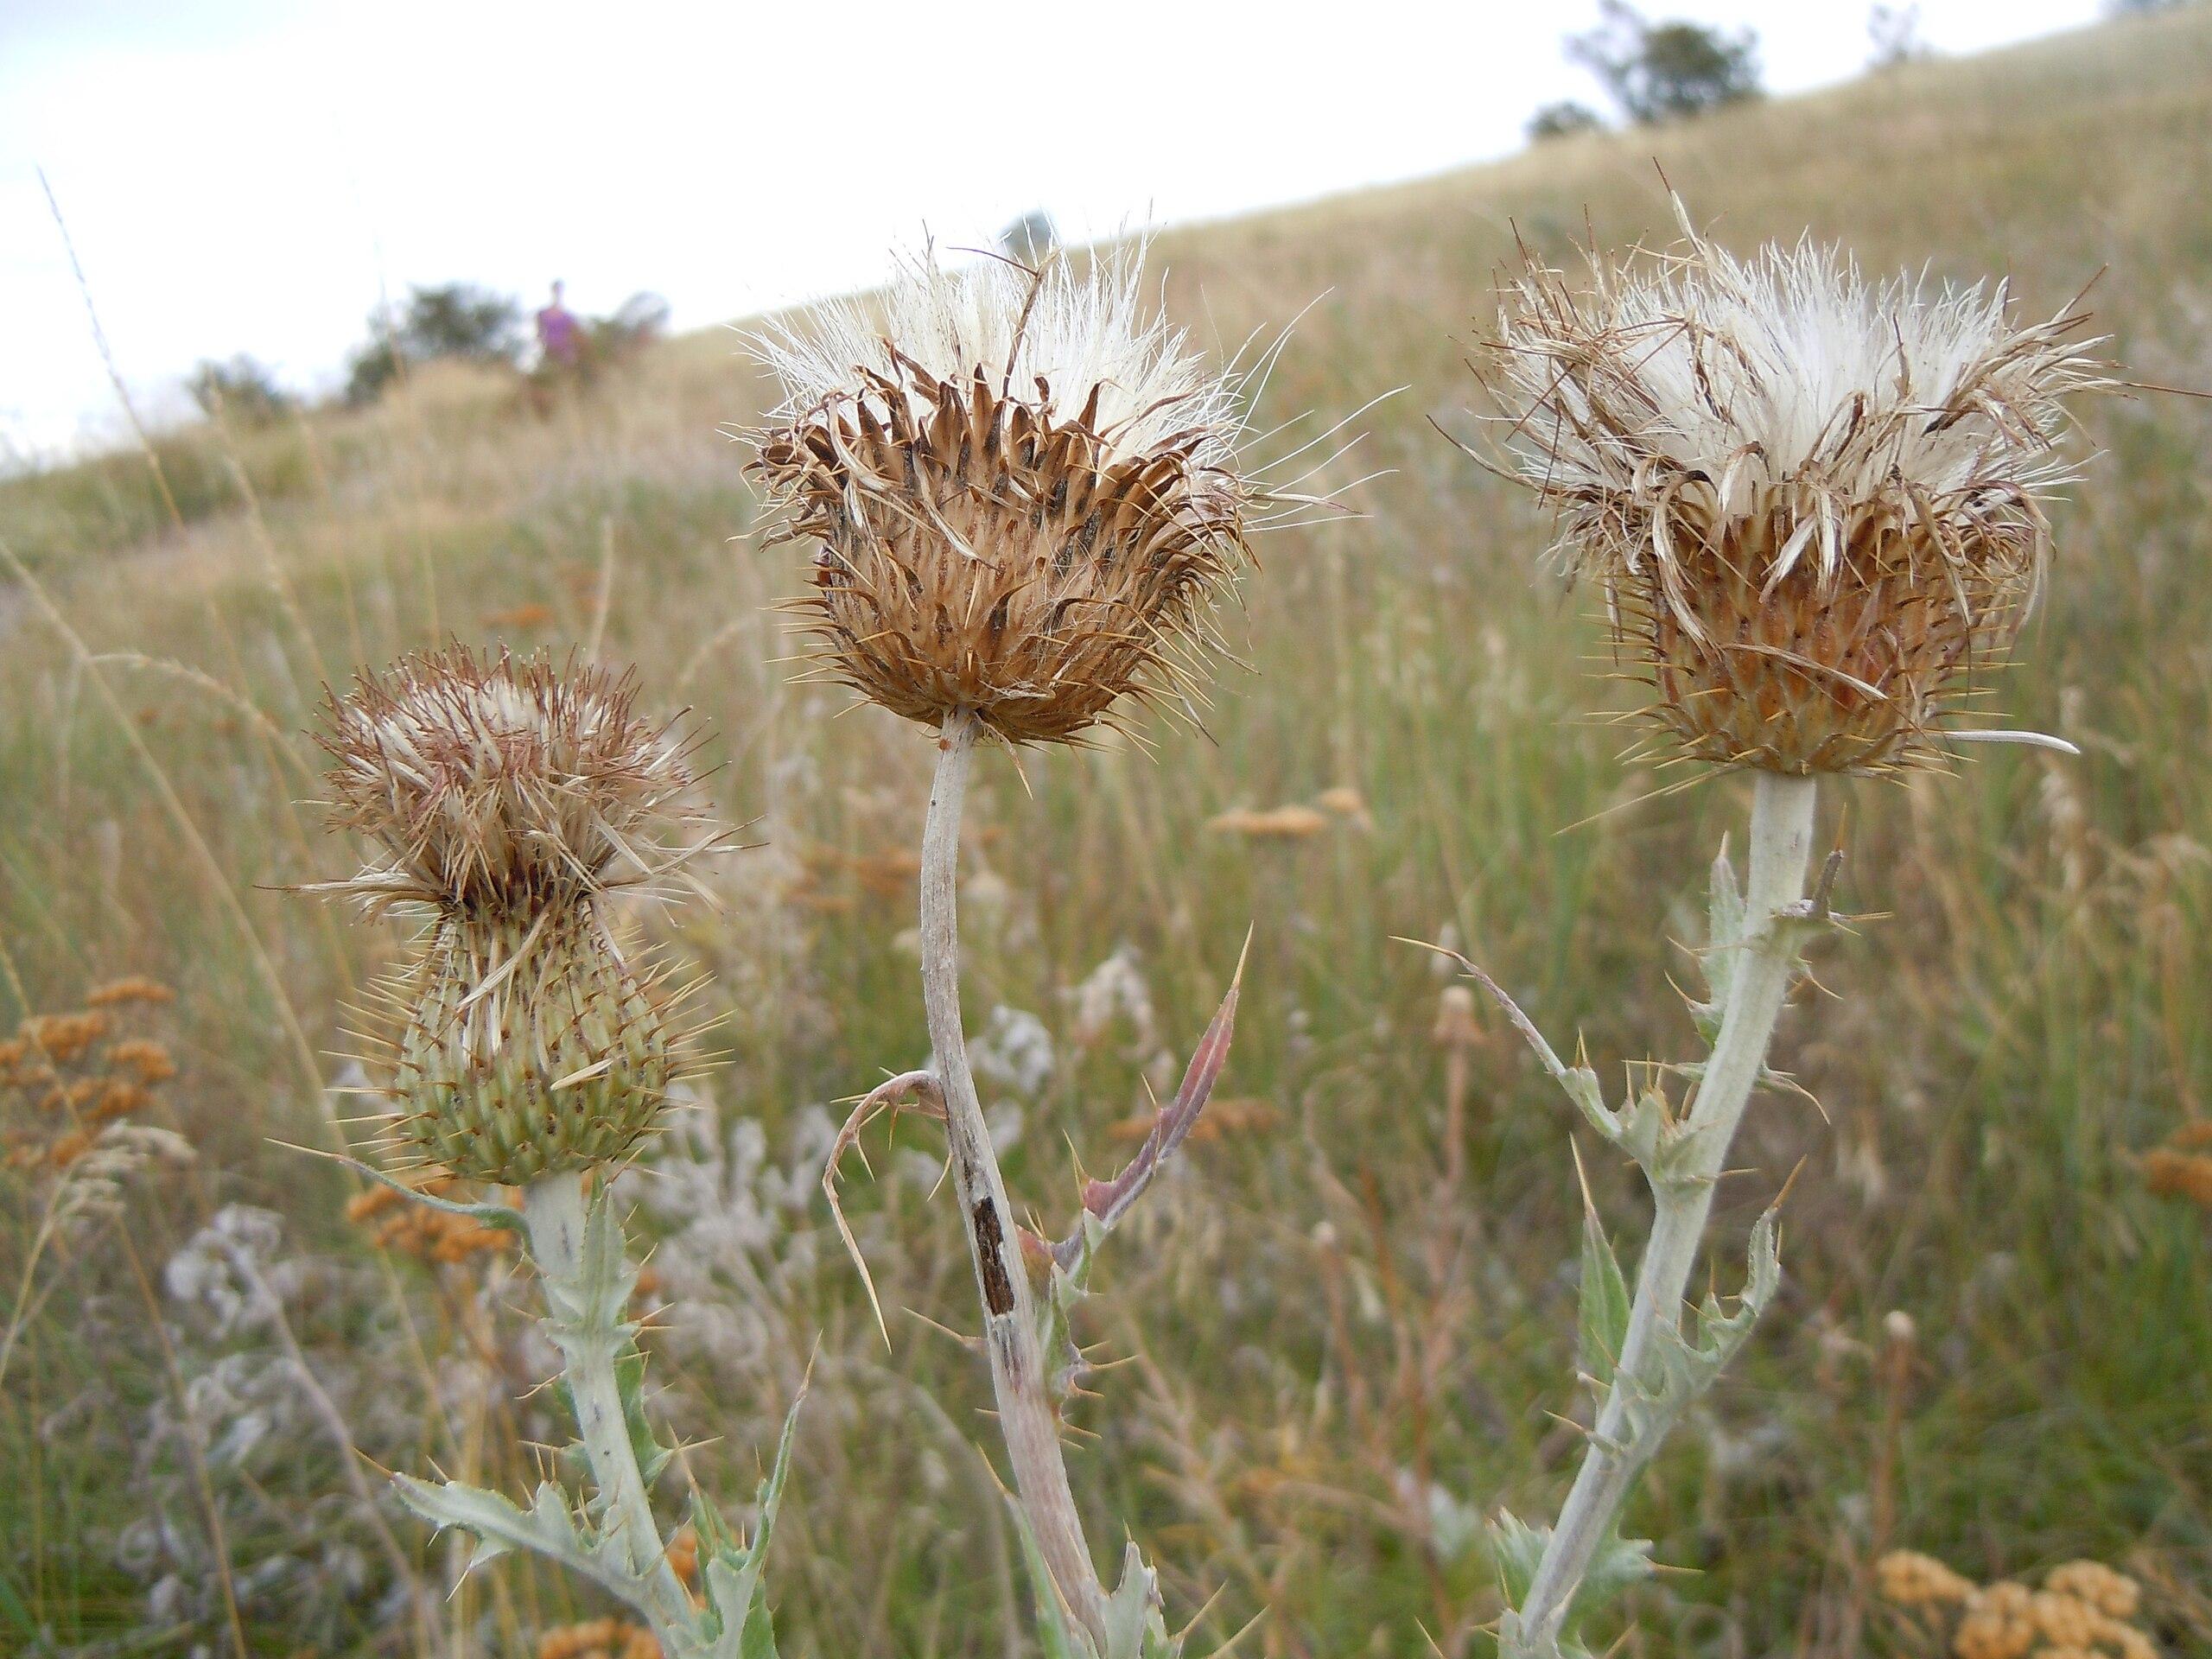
[749,244,1243,468]
[1487,203,2109,590]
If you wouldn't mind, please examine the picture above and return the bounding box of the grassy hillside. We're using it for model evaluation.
[3,9,2210,1656]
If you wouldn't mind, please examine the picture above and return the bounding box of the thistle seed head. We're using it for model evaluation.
[1480,203,2109,774]
[385,907,676,1185]
[318,646,703,916]
[316,650,717,1184]
[747,248,1256,744]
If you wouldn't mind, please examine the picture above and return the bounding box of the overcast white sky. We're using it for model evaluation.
[1,0,2102,461]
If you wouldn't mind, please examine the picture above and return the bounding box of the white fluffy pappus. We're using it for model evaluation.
[1476,202,2115,774]
[315,648,709,915]
[1484,202,2111,591]
[747,242,1248,467]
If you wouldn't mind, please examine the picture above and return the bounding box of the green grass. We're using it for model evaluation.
[3,10,2210,1656]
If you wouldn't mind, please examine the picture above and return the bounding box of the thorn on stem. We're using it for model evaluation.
[822,1070,948,1349]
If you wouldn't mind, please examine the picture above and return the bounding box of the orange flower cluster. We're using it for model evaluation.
[1,982,180,1174]
[1207,789,1370,842]
[1877,1550,2158,1659]
[1207,805,1330,841]
[85,977,175,1010]
[345,1179,517,1266]
[534,1619,658,1659]
[782,844,926,914]
[2142,1121,2212,1210]
[1880,1549,1980,1606]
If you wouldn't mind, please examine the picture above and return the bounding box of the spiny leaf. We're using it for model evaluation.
[1102,1541,1178,1659]
[614,1344,674,1486]
[575,1185,642,1331]
[1071,948,1244,1251]
[1577,1529,1656,1618]
[1443,953,1625,1144]
[1489,1510,1547,1606]
[1491,1511,1651,1656]
[391,1474,626,1595]
[1575,1199,1631,1390]
[699,1385,808,1659]
[1693,1204,1783,1363]
[1692,837,1746,1039]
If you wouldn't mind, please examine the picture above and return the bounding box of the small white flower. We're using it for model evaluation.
[1067,946,1157,1054]
[970,1005,1057,1098]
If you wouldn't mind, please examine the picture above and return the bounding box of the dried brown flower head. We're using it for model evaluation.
[749,249,1257,744]
[2144,1145,2212,1207]
[318,646,705,915]
[318,650,715,1185]
[1315,785,1372,826]
[2044,1562,2142,1623]
[1479,203,2109,775]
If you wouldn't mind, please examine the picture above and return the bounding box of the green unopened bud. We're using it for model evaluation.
[396,908,671,1185]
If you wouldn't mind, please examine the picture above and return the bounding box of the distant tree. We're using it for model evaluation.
[1868,3,1929,67]
[342,335,403,407]
[1566,1,1761,124]
[1528,99,1605,141]
[393,283,524,365]
[186,356,292,426]
[584,292,671,362]
[340,283,525,406]
[998,210,1058,266]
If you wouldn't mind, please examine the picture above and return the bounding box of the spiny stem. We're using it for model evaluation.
[1510,772,1817,1656]
[520,1175,694,1637]
[921,711,1112,1645]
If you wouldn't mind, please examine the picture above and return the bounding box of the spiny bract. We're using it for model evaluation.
[1480,202,2110,775]
[391,907,673,1185]
[747,247,1257,745]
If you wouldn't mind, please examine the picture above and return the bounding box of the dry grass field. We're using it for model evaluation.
[3,8,2209,1655]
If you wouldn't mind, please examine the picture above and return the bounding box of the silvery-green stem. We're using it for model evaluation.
[521,1174,694,1634]
[391,1162,804,1654]
[922,712,1112,1645]
[1510,772,1817,1656]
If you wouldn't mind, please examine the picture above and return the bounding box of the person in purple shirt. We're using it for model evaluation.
[535,281,582,368]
